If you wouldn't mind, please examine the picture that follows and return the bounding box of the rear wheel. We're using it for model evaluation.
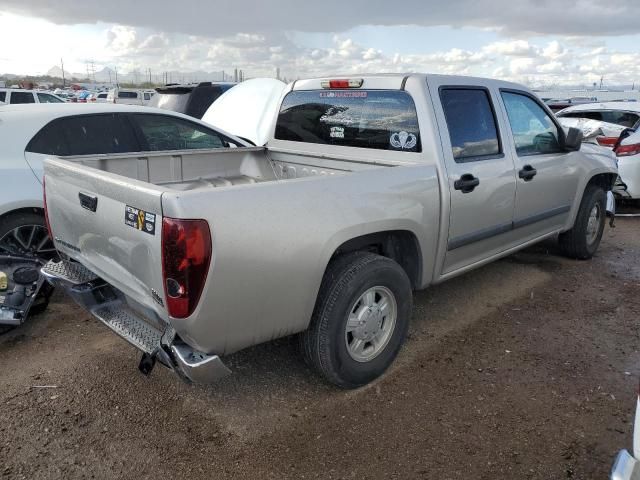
[559,185,606,259]
[300,252,413,389]
[0,212,56,260]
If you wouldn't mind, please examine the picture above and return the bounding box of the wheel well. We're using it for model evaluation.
[331,230,422,288]
[587,173,617,191]
[0,207,44,225]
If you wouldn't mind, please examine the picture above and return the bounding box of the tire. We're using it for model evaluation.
[559,185,606,260]
[300,252,413,389]
[0,211,56,260]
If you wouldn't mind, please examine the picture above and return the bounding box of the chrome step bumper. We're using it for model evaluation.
[42,259,231,384]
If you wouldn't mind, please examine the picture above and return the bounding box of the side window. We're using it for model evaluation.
[601,111,640,128]
[0,92,6,102]
[144,93,151,101]
[37,93,64,103]
[132,114,226,151]
[440,88,501,161]
[118,91,138,99]
[60,114,139,155]
[501,91,561,156]
[10,92,36,104]
[25,119,70,156]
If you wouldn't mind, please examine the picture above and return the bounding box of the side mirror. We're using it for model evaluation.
[562,127,583,151]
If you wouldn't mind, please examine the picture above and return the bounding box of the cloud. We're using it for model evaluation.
[484,40,535,57]
[2,7,640,88]
[2,0,639,38]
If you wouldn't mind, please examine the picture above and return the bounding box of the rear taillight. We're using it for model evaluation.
[615,143,640,157]
[161,218,211,319]
[42,177,53,238]
[596,136,618,148]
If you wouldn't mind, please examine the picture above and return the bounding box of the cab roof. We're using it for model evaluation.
[292,73,527,92]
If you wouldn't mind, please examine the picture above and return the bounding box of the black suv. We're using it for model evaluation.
[148,82,236,119]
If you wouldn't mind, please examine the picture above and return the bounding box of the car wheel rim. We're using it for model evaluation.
[0,225,56,259]
[345,286,397,363]
[585,203,601,246]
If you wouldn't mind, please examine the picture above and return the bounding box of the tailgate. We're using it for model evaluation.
[44,157,167,316]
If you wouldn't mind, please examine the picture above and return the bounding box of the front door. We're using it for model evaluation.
[428,79,518,274]
[498,90,581,240]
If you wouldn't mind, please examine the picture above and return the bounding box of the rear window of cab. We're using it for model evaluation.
[275,90,421,152]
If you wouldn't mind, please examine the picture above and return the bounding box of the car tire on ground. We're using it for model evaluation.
[559,185,606,260]
[0,211,55,260]
[299,251,413,389]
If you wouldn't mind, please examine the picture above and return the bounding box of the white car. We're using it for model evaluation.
[0,89,66,105]
[558,102,640,200]
[0,103,245,258]
[93,91,109,103]
[106,88,155,106]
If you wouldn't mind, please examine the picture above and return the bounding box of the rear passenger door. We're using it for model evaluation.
[498,90,580,241]
[429,80,518,273]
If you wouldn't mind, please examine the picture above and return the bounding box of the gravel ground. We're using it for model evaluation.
[1,218,640,479]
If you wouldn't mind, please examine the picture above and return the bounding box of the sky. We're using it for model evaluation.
[1,0,640,87]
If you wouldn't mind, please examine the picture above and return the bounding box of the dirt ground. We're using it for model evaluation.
[2,218,640,479]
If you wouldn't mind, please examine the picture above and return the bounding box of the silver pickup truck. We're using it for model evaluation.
[42,74,617,389]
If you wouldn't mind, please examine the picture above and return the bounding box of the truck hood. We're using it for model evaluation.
[201,78,287,146]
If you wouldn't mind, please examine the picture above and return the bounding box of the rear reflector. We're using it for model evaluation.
[161,218,212,319]
[596,136,619,147]
[615,143,640,157]
[321,79,364,89]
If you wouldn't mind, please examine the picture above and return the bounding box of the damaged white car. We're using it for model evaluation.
[558,104,640,201]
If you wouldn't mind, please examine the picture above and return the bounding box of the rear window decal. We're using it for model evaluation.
[320,91,368,98]
[390,131,418,150]
[330,126,345,139]
[125,205,156,235]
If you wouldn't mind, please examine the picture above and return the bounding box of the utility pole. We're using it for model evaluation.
[114,66,119,87]
[60,58,65,87]
[148,68,152,85]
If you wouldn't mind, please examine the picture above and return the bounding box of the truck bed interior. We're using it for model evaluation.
[61,146,364,191]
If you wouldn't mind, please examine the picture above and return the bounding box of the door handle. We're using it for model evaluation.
[454,173,480,193]
[519,165,537,181]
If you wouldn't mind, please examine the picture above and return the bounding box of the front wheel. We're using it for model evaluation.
[559,185,606,259]
[299,252,413,389]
